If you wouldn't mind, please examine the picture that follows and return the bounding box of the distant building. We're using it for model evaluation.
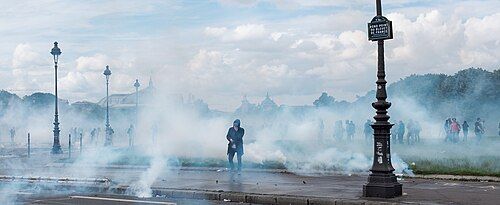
[98,77,156,108]
[234,93,279,114]
[235,95,258,114]
[258,92,278,113]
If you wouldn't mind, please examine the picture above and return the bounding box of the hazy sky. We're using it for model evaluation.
[0,0,498,111]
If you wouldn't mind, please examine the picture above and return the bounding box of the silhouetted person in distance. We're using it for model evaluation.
[392,121,399,143]
[349,120,356,140]
[406,120,414,145]
[364,119,372,142]
[127,124,135,147]
[78,127,84,141]
[90,128,96,144]
[227,119,244,172]
[9,127,15,144]
[474,118,485,143]
[414,121,422,143]
[462,121,469,142]
[72,127,79,142]
[345,120,353,140]
[444,118,452,142]
[450,118,461,143]
[397,121,405,144]
[333,120,344,140]
[96,128,101,144]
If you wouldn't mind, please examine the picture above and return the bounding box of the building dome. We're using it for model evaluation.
[259,92,278,112]
[235,95,257,114]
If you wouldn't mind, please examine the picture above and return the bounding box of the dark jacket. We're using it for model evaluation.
[227,127,244,154]
[462,122,469,132]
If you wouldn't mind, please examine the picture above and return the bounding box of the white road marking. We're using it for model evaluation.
[70,196,176,204]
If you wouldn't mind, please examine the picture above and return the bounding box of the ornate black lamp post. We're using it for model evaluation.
[50,42,63,154]
[103,66,113,146]
[363,0,402,198]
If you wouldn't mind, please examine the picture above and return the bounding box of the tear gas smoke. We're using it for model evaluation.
[0,69,498,201]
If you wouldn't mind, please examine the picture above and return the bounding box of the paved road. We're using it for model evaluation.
[1,152,499,204]
[2,165,499,205]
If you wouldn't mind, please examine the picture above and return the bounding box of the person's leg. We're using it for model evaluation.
[228,152,235,171]
[237,152,243,172]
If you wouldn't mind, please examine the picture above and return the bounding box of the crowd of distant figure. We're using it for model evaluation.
[331,120,358,141]
[3,127,17,145]
[1,117,498,149]
[393,120,422,145]
[320,117,497,145]
[329,119,423,145]
[443,117,485,144]
[68,124,157,147]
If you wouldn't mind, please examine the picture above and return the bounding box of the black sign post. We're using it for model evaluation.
[27,133,31,158]
[363,0,402,198]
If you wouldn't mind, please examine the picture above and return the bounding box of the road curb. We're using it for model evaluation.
[0,178,421,204]
[142,187,407,205]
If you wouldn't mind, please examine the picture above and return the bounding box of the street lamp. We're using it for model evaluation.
[133,79,140,147]
[50,42,63,154]
[363,0,402,198]
[103,66,113,146]
[134,79,140,116]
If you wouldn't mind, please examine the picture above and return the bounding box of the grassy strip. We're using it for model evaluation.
[58,148,500,177]
[404,157,500,177]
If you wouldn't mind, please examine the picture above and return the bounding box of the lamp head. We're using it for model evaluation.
[50,42,62,56]
[50,42,61,63]
[103,65,112,76]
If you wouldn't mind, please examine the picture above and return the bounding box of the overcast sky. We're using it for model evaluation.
[0,0,498,111]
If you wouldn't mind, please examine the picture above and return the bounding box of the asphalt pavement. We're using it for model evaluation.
[1,149,499,205]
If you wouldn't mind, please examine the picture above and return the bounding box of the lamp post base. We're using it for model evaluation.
[363,173,402,198]
[104,133,112,147]
[51,145,63,154]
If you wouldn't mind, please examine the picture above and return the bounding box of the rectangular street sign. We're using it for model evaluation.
[368,16,393,41]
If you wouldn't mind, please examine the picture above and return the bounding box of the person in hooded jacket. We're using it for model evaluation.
[227,119,245,172]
